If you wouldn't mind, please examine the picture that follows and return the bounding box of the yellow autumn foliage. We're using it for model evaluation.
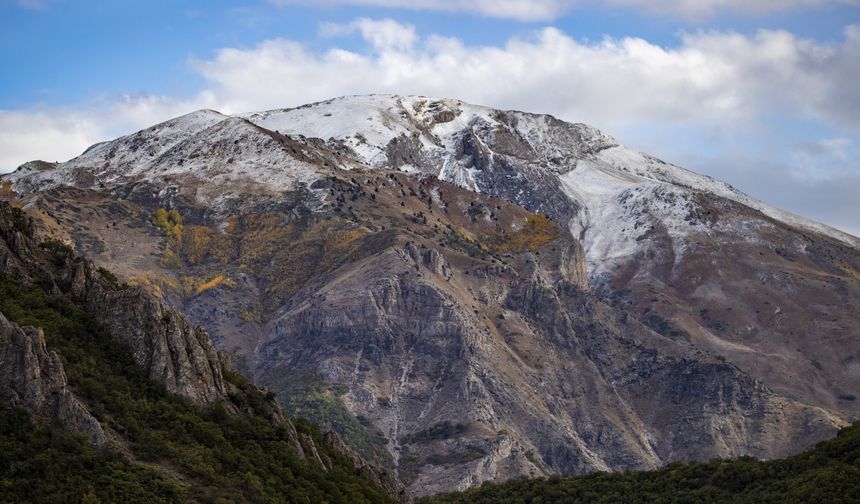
[485,214,559,253]
[150,208,184,241]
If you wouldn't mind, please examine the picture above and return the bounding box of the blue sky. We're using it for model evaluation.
[1,0,859,234]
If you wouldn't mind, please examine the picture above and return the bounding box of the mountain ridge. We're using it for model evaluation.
[6,95,857,246]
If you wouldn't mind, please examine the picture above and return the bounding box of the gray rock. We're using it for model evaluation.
[68,260,229,404]
[0,312,106,445]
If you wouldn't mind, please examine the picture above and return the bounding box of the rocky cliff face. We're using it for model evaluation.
[0,312,107,446]
[68,260,230,404]
[3,95,858,496]
[251,180,839,494]
[0,202,228,405]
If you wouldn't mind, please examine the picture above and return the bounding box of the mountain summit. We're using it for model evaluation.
[4,95,859,496]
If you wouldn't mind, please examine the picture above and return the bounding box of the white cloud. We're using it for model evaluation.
[320,18,418,50]
[268,0,859,20]
[188,22,860,133]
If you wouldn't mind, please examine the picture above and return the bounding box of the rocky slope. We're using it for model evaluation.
[0,201,405,503]
[420,419,860,503]
[3,95,858,496]
[0,312,106,446]
[0,200,229,405]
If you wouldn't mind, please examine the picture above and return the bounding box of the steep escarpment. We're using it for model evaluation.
[8,167,841,496]
[0,201,228,405]
[252,188,839,495]
[69,260,230,404]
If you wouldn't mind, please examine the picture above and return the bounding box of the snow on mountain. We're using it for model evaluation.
[240,95,860,277]
[5,109,325,202]
[6,94,857,257]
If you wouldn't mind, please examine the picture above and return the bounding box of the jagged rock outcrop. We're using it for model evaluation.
[0,201,406,503]
[67,260,229,404]
[256,230,840,495]
[0,202,228,404]
[0,312,106,445]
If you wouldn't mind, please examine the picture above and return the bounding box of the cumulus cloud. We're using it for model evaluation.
[268,0,859,20]
[320,17,418,50]
[189,21,860,133]
[0,95,213,172]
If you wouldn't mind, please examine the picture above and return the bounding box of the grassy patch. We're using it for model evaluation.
[484,214,559,254]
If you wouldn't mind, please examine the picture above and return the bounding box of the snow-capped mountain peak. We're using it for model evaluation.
[5,95,857,262]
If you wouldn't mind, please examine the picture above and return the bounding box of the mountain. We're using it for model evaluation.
[3,95,858,496]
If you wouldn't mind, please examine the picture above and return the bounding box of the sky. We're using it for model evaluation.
[1,0,858,235]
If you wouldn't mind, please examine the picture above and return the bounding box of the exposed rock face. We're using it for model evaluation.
[0,202,228,405]
[68,260,229,404]
[0,201,406,502]
[256,229,839,495]
[0,312,106,445]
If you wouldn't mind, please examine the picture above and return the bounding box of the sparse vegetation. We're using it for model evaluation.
[642,309,687,340]
[425,446,487,466]
[96,266,120,286]
[38,238,74,265]
[181,225,234,266]
[150,208,184,241]
[0,180,21,208]
[485,214,559,254]
[182,273,237,297]
[273,373,394,470]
